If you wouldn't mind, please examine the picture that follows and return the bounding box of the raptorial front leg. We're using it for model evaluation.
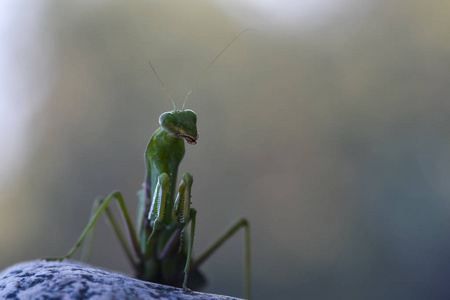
[173,173,195,291]
[157,172,194,258]
[147,173,170,243]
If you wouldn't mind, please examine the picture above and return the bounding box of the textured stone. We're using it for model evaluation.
[0,260,241,300]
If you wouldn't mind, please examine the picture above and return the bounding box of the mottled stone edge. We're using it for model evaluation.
[0,260,242,300]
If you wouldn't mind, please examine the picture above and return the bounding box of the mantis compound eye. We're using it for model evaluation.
[183,109,197,123]
[159,112,179,134]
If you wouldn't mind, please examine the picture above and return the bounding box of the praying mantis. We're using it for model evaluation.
[46,30,252,299]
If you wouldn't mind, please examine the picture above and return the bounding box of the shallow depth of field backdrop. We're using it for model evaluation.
[1,1,450,299]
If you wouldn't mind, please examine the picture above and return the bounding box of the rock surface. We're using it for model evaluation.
[0,260,241,300]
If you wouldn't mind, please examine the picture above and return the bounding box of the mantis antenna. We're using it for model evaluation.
[149,29,255,111]
[148,60,176,110]
[182,28,255,109]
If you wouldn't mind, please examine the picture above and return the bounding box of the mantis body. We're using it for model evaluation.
[47,31,252,299]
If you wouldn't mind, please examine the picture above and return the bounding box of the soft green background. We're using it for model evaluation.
[1,1,450,299]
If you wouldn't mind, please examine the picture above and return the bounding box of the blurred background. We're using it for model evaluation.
[1,0,450,299]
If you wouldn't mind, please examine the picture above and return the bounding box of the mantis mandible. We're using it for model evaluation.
[46,30,252,299]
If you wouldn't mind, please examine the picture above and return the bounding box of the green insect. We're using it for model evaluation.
[46,30,252,299]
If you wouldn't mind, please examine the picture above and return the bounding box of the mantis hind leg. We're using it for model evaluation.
[44,191,142,268]
[192,218,251,299]
[79,196,134,262]
[80,196,103,262]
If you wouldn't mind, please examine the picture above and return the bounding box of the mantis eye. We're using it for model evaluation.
[184,109,197,123]
[159,112,179,134]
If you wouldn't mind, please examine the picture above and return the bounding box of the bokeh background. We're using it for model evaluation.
[2,0,450,299]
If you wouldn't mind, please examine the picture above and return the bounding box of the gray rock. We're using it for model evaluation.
[0,260,241,300]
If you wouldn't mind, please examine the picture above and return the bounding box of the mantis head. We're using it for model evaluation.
[159,109,199,145]
[150,30,254,147]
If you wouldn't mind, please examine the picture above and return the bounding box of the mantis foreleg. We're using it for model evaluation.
[148,172,197,291]
[156,171,251,297]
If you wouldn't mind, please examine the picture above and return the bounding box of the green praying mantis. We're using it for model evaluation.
[46,30,252,299]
